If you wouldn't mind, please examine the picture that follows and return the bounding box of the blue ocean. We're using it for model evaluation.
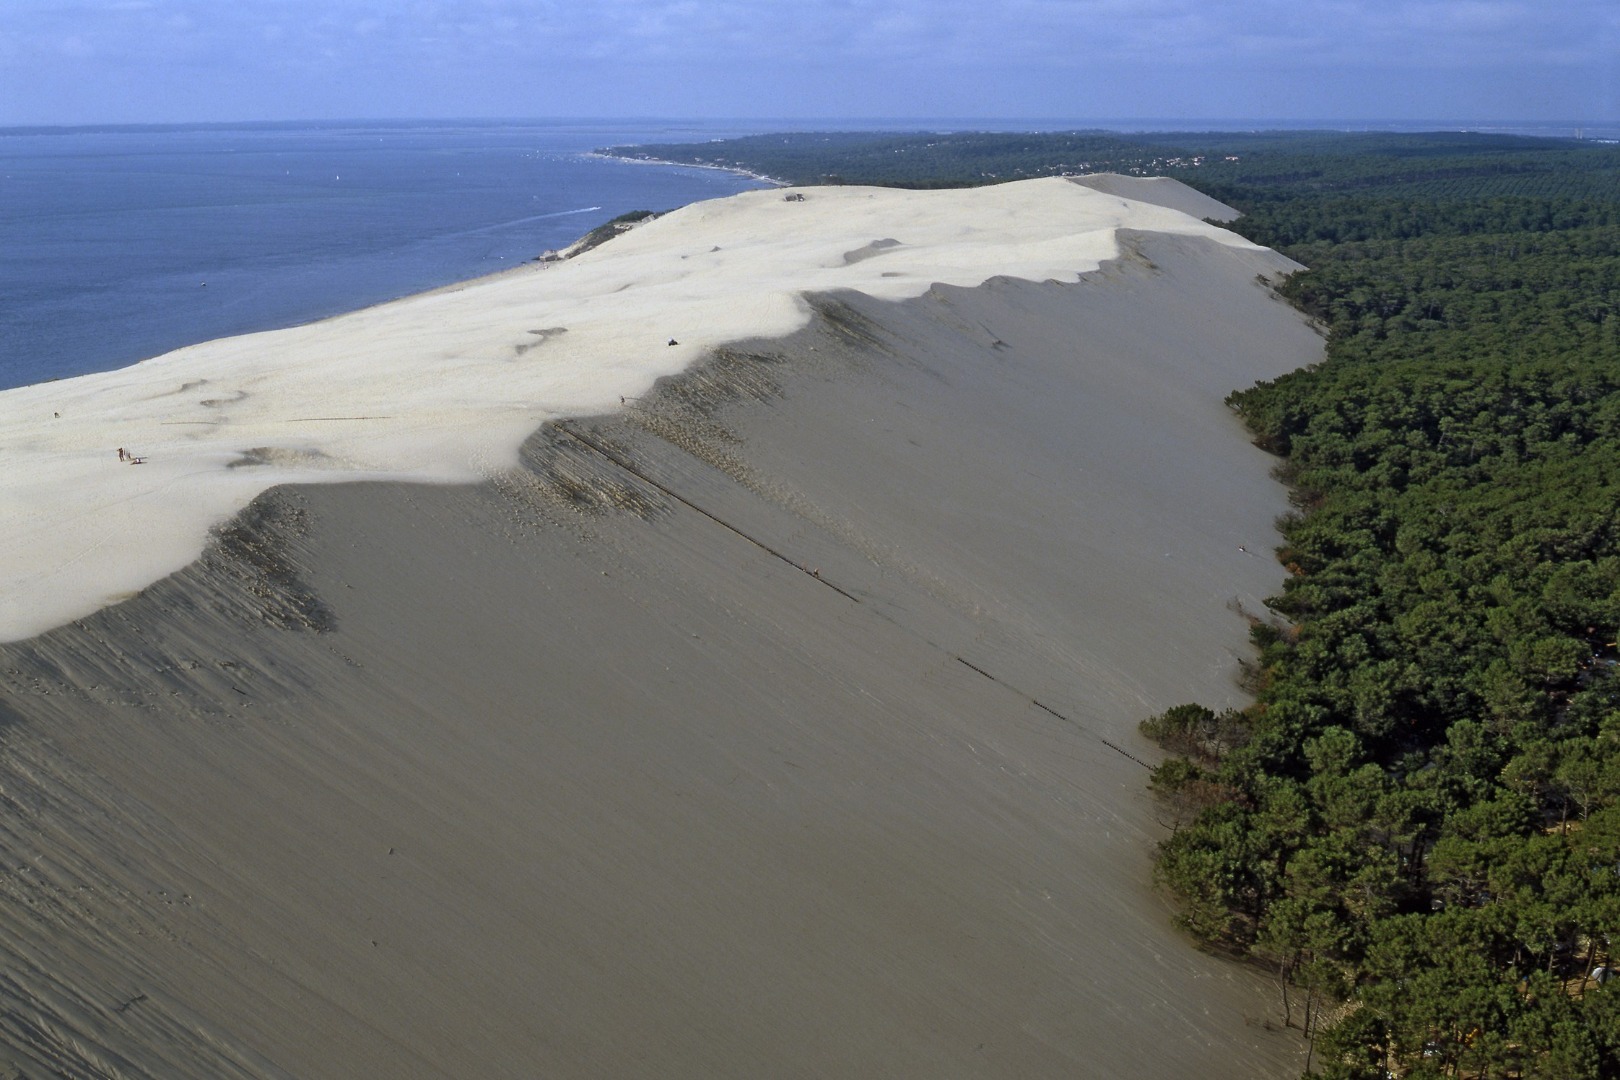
[7,116,1602,395]
[0,120,767,391]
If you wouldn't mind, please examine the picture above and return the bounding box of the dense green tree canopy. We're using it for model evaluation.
[1152,143,1620,1079]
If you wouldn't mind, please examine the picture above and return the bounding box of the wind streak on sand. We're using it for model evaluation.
[0,177,1266,643]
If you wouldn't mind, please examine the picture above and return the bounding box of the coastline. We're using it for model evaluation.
[584,148,789,186]
[0,126,771,396]
[0,177,1325,1075]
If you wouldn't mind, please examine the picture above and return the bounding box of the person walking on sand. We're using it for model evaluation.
[117,447,126,461]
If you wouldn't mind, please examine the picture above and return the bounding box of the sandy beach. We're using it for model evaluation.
[0,178,1322,1076]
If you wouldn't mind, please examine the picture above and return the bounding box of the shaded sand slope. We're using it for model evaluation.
[0,232,1319,1077]
[1067,174,1241,222]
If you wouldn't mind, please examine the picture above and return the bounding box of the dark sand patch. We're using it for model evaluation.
[0,232,1319,1078]
[226,446,337,469]
[514,326,569,356]
[842,238,903,264]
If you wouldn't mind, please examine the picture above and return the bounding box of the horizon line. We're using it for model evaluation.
[1,115,1614,138]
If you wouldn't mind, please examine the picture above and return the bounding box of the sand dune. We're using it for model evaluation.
[0,180,1323,1077]
[1067,173,1242,222]
[2,177,1271,644]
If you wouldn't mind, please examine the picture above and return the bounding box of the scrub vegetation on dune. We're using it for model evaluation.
[551,208,665,259]
[652,130,1620,1077]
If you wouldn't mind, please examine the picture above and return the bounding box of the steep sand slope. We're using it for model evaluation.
[1067,173,1242,222]
[0,227,1321,1077]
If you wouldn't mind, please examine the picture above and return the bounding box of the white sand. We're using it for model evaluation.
[0,214,1323,1077]
[0,176,1267,643]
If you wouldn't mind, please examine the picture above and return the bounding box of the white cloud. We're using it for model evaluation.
[57,33,95,57]
[966,0,1614,68]
[4,0,1607,67]
[0,0,1613,122]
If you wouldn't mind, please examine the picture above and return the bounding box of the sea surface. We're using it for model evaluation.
[0,121,768,391]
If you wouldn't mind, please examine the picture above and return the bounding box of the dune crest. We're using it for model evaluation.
[0,177,1264,643]
[0,181,1324,1075]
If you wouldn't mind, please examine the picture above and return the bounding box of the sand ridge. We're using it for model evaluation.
[0,232,1323,1076]
[0,176,1271,643]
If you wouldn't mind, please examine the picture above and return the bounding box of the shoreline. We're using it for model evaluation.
[0,131,769,397]
[584,148,789,186]
[0,230,1322,1075]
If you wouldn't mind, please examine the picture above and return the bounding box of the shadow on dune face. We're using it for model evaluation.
[0,232,1320,1079]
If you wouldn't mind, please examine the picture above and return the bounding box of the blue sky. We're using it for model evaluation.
[1,0,1615,126]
